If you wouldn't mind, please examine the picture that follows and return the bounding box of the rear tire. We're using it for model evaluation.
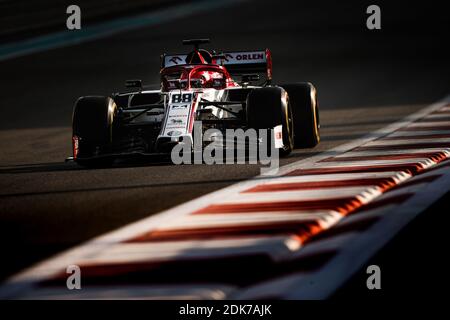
[281,83,320,148]
[72,96,117,167]
[246,86,294,156]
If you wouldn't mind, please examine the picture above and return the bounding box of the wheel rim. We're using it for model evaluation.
[313,90,320,138]
[282,93,294,152]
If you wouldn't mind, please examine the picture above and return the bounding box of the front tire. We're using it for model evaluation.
[281,83,320,148]
[72,96,117,167]
[246,86,294,156]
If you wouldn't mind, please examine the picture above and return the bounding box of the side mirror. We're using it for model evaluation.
[125,79,142,89]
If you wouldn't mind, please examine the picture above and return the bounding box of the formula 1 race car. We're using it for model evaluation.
[71,39,320,167]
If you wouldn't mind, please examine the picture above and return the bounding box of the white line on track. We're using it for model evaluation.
[282,160,450,299]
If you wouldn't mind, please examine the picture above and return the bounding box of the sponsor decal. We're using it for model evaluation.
[171,104,189,110]
[235,53,264,61]
[72,135,79,158]
[169,56,183,64]
[167,130,182,136]
[161,91,198,137]
[222,53,234,62]
[164,55,187,67]
[274,125,284,149]
[220,51,266,64]
[170,118,184,124]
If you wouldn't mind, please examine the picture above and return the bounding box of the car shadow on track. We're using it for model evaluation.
[0,177,248,199]
[0,149,328,175]
[0,158,174,174]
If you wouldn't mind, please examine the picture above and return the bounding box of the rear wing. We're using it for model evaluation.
[161,48,273,82]
[216,49,272,82]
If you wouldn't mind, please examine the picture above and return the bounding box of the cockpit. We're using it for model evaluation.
[160,39,239,91]
[161,65,228,91]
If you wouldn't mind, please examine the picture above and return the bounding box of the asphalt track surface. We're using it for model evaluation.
[0,0,449,284]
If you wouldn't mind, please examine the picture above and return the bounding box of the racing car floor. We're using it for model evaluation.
[0,0,449,282]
